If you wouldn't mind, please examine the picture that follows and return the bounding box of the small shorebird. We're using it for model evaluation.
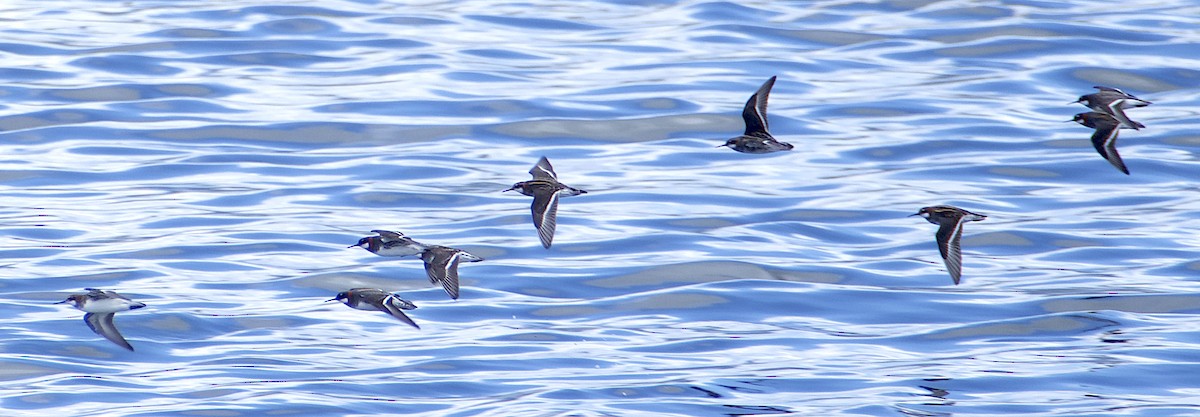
[56,288,146,351]
[1073,85,1151,130]
[351,230,483,300]
[1072,112,1130,175]
[504,156,587,248]
[911,206,987,285]
[418,245,483,300]
[718,75,794,154]
[349,229,425,257]
[328,288,419,329]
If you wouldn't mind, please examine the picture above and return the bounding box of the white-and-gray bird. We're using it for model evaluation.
[56,288,146,351]
[328,288,419,329]
[349,229,425,257]
[351,230,483,300]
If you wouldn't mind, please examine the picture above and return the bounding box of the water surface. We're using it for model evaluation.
[2,1,1200,416]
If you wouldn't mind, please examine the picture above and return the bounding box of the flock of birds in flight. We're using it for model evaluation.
[55,77,1154,351]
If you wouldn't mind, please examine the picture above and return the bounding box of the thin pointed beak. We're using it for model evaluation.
[53,299,69,304]
[347,244,357,248]
[907,213,921,217]
[716,144,728,148]
[325,298,340,303]
[502,187,516,193]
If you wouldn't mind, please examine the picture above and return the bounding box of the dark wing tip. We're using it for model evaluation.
[392,310,420,329]
[1115,158,1131,175]
[387,307,421,329]
[444,280,460,300]
[538,223,554,248]
[441,265,461,300]
[530,156,557,179]
[444,254,462,300]
[87,313,135,351]
[531,192,559,249]
[944,255,963,286]
[741,77,776,136]
[1088,122,1128,175]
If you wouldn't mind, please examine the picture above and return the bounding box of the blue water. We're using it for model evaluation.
[2,1,1200,415]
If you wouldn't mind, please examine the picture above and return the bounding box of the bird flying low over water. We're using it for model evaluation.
[1072,112,1130,175]
[328,288,420,329]
[504,156,587,248]
[349,229,425,257]
[719,75,794,154]
[351,230,483,300]
[418,245,483,300]
[911,206,987,285]
[56,288,146,351]
[1073,85,1151,130]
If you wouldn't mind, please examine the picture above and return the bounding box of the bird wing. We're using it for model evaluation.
[376,294,420,329]
[424,250,461,300]
[380,238,423,256]
[85,312,134,351]
[531,191,560,249]
[742,76,776,136]
[1105,99,1144,130]
[1094,86,1151,105]
[1089,117,1129,175]
[935,221,965,285]
[1093,85,1126,94]
[530,156,557,180]
[85,288,124,301]
[372,230,405,242]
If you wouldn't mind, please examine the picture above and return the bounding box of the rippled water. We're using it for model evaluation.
[3,0,1200,415]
